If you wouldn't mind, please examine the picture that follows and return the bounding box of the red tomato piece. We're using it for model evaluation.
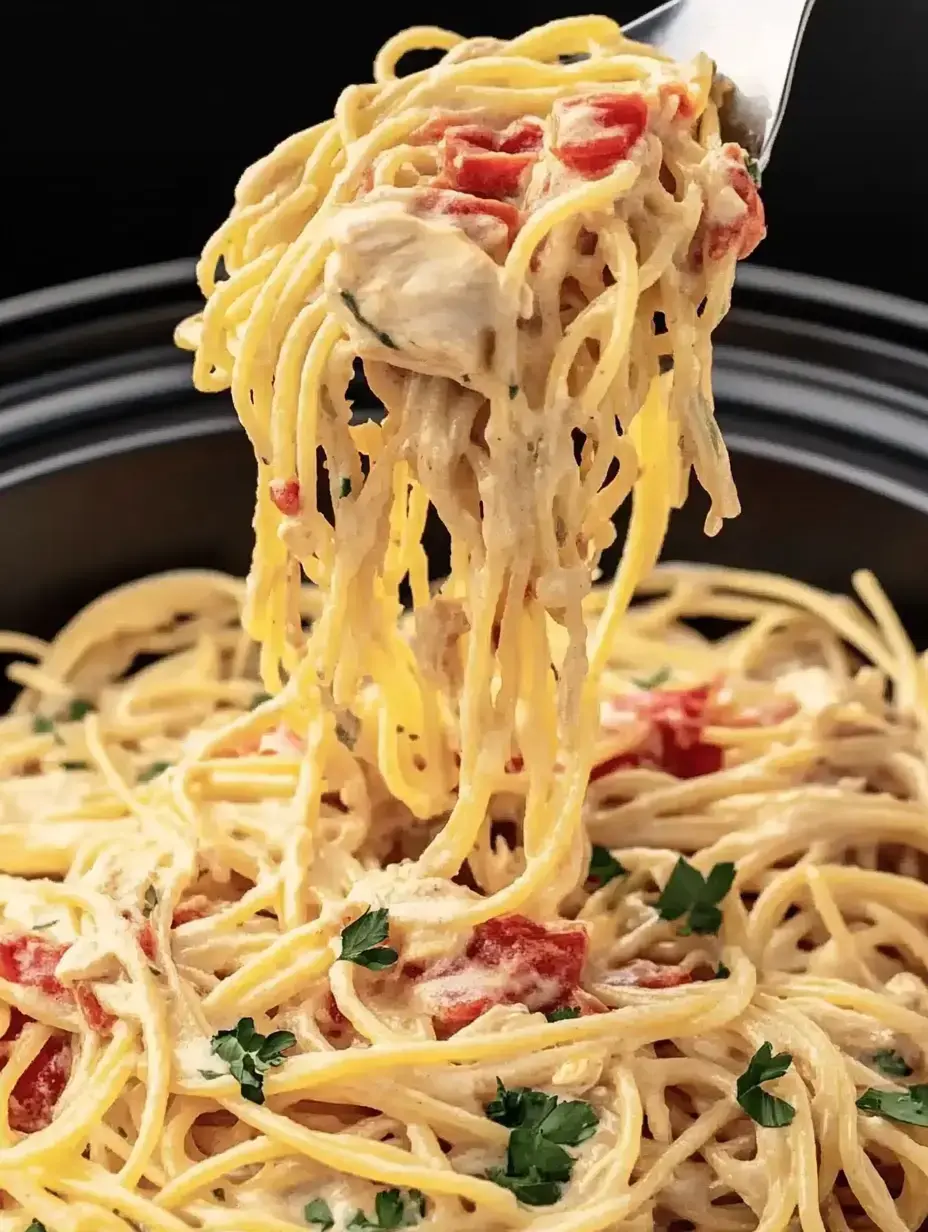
[269,477,301,517]
[6,1033,72,1133]
[658,82,695,122]
[437,117,543,201]
[137,921,157,961]
[416,914,588,1037]
[703,144,766,262]
[0,936,70,999]
[596,683,724,780]
[75,984,114,1034]
[552,93,648,178]
[605,959,694,989]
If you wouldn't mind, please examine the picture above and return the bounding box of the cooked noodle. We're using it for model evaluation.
[0,17,922,1232]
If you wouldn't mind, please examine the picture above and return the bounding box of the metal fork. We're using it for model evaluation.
[623,0,818,170]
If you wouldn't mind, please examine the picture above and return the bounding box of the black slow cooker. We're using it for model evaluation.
[1,260,928,650]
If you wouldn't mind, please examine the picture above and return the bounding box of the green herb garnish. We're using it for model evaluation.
[745,154,762,186]
[632,665,671,690]
[25,1222,47,1232]
[587,845,626,888]
[347,1189,424,1229]
[339,476,352,499]
[713,963,731,980]
[305,1197,335,1229]
[143,885,159,917]
[340,290,398,350]
[857,1084,928,1126]
[61,760,89,771]
[508,384,519,399]
[656,857,735,935]
[871,1049,913,1078]
[545,1006,580,1022]
[736,1043,795,1128]
[138,760,172,783]
[339,908,398,970]
[32,920,58,932]
[32,716,56,735]
[206,1017,296,1105]
[65,698,95,721]
[484,1080,598,1206]
[250,691,272,709]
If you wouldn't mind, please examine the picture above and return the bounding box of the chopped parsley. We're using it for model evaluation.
[340,290,398,350]
[713,963,731,980]
[484,1080,598,1206]
[32,715,56,735]
[25,1222,47,1232]
[250,691,272,709]
[745,154,762,186]
[143,885,159,917]
[545,1006,581,1022]
[347,1189,424,1229]
[61,760,89,771]
[339,476,352,499]
[138,760,172,783]
[656,857,735,935]
[736,1043,795,1127]
[32,920,58,932]
[871,1049,913,1078]
[587,845,626,888]
[65,698,95,721]
[632,665,671,690]
[857,1084,928,1126]
[305,1197,335,1229]
[508,384,519,399]
[558,51,591,63]
[203,1017,296,1105]
[338,908,398,970]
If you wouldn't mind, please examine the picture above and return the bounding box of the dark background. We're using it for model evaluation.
[2,0,922,300]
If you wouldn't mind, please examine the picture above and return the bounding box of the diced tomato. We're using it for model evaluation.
[440,118,544,200]
[138,921,156,961]
[6,1033,72,1133]
[415,914,588,1037]
[703,144,766,263]
[596,683,724,780]
[75,984,114,1033]
[416,188,523,249]
[322,991,348,1029]
[269,477,301,517]
[605,959,694,989]
[171,896,213,927]
[552,93,648,178]
[0,935,113,1033]
[0,936,70,998]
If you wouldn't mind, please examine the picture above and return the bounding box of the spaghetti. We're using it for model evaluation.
[0,16,924,1232]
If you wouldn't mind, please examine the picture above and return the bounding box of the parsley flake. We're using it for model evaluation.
[713,962,731,980]
[484,1080,598,1206]
[736,1043,795,1127]
[871,1049,913,1078]
[207,1017,296,1105]
[587,845,626,888]
[26,1222,47,1232]
[508,384,519,399]
[305,1197,335,1229]
[339,476,352,499]
[857,1084,928,1126]
[65,698,95,721]
[656,857,735,935]
[138,760,172,783]
[545,1006,580,1022]
[32,920,58,932]
[250,691,272,709]
[347,1188,424,1228]
[143,885,159,917]
[339,908,398,970]
[632,665,671,690]
[340,290,398,350]
[32,715,56,735]
[745,154,762,186]
[61,760,89,771]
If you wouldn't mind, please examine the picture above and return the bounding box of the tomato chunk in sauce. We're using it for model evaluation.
[0,1006,73,1133]
[415,914,588,1037]
[551,93,648,178]
[606,959,694,989]
[0,934,114,1033]
[439,118,544,200]
[594,683,723,780]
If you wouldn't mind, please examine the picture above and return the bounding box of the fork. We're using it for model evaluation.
[623,0,818,170]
